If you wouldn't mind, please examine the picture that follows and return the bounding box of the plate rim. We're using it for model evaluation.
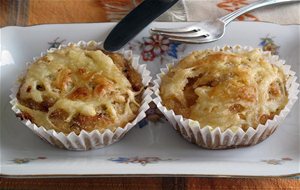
[1,173,300,179]
[1,21,299,177]
[1,21,300,30]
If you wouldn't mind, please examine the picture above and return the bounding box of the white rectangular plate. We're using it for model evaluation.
[1,22,299,177]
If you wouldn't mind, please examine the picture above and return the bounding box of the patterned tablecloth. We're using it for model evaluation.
[1,0,300,27]
[103,0,300,24]
[1,0,299,189]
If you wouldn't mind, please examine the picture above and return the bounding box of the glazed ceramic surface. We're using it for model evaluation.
[1,22,299,177]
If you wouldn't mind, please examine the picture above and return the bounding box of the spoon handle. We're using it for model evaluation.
[103,0,179,51]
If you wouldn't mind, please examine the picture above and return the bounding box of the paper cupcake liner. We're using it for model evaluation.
[153,45,299,149]
[10,41,152,151]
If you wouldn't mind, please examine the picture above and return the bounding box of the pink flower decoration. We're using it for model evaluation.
[142,34,170,61]
[142,51,155,61]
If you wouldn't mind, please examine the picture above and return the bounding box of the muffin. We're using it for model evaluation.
[11,41,152,150]
[154,46,298,149]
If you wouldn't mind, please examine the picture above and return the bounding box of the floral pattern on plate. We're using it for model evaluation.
[126,34,186,64]
[11,157,47,164]
[108,156,175,166]
[138,102,165,128]
[259,35,280,55]
[48,37,66,49]
[261,157,293,165]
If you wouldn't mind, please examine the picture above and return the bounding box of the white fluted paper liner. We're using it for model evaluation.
[153,45,299,149]
[10,41,152,151]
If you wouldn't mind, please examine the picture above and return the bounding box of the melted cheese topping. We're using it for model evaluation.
[160,49,288,131]
[17,45,141,134]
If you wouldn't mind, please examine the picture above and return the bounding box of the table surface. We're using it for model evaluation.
[1,0,299,189]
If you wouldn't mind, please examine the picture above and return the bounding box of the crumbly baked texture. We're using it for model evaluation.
[160,48,288,131]
[16,45,143,134]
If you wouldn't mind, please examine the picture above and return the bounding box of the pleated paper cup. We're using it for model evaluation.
[153,46,299,149]
[10,41,152,151]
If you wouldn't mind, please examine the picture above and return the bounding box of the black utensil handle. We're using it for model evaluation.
[104,0,179,51]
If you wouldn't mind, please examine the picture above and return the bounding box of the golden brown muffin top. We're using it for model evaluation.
[160,48,288,131]
[17,45,143,134]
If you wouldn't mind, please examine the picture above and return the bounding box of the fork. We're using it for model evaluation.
[151,0,299,43]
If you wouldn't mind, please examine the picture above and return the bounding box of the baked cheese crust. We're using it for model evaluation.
[160,48,288,131]
[17,45,143,134]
